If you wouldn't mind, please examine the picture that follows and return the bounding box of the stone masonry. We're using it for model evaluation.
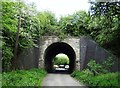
[39,36,80,70]
[17,36,119,72]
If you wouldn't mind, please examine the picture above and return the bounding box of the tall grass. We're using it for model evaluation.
[71,70,119,87]
[2,68,47,86]
[71,59,119,87]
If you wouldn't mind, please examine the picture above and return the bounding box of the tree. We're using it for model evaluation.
[2,1,37,71]
[58,11,90,37]
[36,11,57,36]
[2,1,19,71]
[13,0,21,69]
[53,55,69,66]
[89,1,120,57]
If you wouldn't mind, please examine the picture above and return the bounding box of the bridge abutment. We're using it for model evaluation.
[39,36,80,71]
[16,36,119,72]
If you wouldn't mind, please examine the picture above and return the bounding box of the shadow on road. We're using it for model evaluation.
[51,70,69,74]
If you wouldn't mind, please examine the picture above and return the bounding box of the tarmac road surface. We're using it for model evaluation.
[42,73,87,88]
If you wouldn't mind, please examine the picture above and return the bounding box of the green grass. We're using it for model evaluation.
[0,73,2,88]
[71,70,119,88]
[2,68,47,87]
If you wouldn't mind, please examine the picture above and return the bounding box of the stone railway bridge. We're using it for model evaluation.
[17,36,119,73]
[39,36,80,73]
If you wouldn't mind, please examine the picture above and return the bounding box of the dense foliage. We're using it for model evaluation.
[87,57,115,76]
[2,0,120,71]
[53,55,69,65]
[2,68,47,86]
[71,59,119,87]
[0,74,1,88]
[2,1,36,71]
[71,70,119,87]
[89,1,120,56]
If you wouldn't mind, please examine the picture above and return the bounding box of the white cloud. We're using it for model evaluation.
[24,0,90,19]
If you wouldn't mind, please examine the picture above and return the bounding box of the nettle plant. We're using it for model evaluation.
[87,56,115,76]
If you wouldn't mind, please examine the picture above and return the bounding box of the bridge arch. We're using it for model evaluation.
[44,42,76,73]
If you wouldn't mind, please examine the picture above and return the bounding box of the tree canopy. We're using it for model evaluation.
[53,54,69,65]
[1,0,120,71]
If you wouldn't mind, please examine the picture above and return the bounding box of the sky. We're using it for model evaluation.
[25,0,90,19]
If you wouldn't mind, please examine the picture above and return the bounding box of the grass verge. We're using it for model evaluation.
[71,70,119,88]
[2,68,47,86]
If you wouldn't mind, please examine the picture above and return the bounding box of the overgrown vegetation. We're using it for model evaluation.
[2,0,120,72]
[71,58,119,87]
[0,73,1,88]
[53,54,69,65]
[2,68,47,86]
[87,57,115,76]
[71,70,119,87]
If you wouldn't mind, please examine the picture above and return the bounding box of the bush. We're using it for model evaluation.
[87,59,103,76]
[71,70,119,87]
[71,58,119,87]
[2,46,13,72]
[71,70,94,86]
[93,73,119,87]
[87,57,115,76]
[53,54,69,65]
[0,74,1,88]
[2,68,47,86]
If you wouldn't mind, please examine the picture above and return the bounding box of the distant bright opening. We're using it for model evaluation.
[53,53,70,72]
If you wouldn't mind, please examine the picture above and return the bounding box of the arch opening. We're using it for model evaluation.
[53,53,70,72]
[44,42,76,73]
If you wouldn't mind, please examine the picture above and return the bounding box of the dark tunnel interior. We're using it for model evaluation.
[44,42,76,73]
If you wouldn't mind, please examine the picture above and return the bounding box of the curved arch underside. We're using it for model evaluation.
[44,42,76,73]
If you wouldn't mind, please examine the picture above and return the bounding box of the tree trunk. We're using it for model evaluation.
[13,1,21,70]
